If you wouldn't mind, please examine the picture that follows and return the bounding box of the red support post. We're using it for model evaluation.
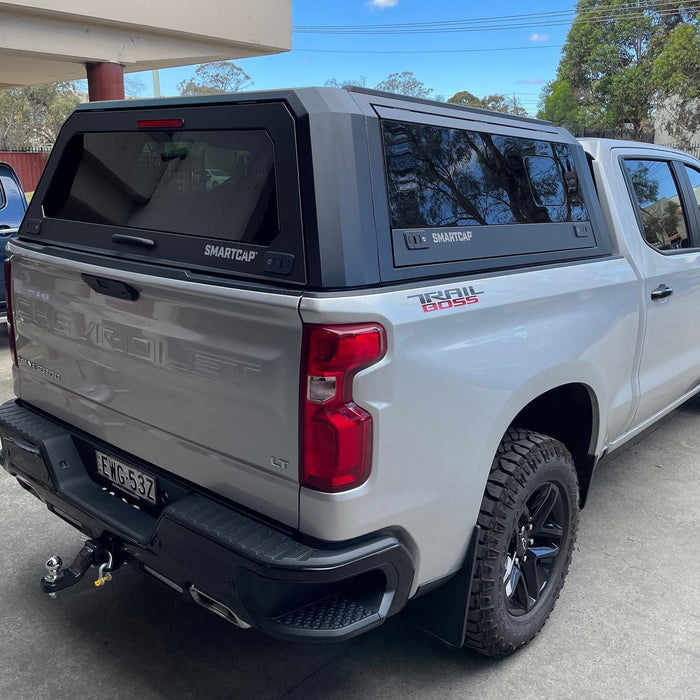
[86,62,125,101]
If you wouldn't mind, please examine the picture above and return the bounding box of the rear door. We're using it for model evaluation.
[11,100,306,526]
[619,151,700,425]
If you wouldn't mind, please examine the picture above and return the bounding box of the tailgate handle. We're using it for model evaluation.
[112,233,156,249]
[81,274,139,301]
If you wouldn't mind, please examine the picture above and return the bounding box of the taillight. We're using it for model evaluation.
[301,324,386,492]
[4,259,17,366]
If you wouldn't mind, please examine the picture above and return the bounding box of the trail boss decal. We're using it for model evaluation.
[407,285,483,313]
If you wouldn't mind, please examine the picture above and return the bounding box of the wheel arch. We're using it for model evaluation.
[408,381,600,649]
[510,382,600,507]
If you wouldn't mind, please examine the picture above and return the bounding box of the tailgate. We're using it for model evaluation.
[10,247,303,527]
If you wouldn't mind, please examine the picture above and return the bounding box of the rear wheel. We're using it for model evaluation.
[464,428,579,657]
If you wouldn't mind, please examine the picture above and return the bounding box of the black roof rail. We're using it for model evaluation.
[344,85,551,125]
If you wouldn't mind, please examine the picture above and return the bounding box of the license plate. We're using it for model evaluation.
[95,451,157,505]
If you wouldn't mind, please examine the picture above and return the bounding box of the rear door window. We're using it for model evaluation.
[622,159,691,251]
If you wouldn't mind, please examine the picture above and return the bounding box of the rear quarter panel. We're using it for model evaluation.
[299,257,640,590]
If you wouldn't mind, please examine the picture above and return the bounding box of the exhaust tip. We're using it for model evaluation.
[189,585,251,630]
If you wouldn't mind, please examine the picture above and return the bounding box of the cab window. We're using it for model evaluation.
[622,159,690,251]
[684,164,700,212]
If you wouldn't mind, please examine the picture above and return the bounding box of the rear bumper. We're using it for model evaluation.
[0,400,414,642]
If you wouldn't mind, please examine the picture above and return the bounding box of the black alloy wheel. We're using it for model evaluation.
[503,481,569,617]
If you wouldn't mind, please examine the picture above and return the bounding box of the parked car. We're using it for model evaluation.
[205,167,231,188]
[0,162,28,323]
[2,88,700,657]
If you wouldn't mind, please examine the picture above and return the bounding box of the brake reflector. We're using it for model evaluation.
[136,118,184,129]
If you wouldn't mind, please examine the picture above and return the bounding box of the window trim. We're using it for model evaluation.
[681,161,700,226]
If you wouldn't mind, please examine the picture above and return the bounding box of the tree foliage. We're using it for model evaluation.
[538,1,700,139]
[447,90,482,108]
[482,94,528,116]
[177,61,252,96]
[375,71,433,98]
[653,20,700,144]
[448,90,527,115]
[323,71,433,98]
[324,76,367,89]
[536,80,581,130]
[0,82,81,150]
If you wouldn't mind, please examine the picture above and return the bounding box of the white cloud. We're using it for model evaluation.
[517,78,546,85]
[367,0,399,9]
[528,33,550,43]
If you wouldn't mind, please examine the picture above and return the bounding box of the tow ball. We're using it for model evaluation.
[41,538,119,597]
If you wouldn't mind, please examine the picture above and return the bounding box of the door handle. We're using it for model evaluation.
[650,284,674,301]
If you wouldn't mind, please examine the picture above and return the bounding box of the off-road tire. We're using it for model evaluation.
[464,428,579,657]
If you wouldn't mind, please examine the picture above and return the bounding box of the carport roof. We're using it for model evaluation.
[0,0,291,88]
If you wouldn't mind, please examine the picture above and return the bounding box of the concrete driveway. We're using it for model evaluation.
[0,329,697,699]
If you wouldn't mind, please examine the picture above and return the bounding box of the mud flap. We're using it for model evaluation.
[405,525,480,649]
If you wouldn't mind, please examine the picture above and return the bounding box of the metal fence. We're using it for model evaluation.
[663,143,700,158]
[0,150,51,192]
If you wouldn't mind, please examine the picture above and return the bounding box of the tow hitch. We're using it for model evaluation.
[41,538,120,597]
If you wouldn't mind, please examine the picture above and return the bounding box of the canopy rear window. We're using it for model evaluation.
[30,100,305,284]
[44,130,278,245]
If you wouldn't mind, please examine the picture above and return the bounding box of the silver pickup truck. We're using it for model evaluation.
[2,88,699,657]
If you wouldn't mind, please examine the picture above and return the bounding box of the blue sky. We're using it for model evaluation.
[131,1,577,114]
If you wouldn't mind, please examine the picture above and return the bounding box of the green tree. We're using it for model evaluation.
[447,90,482,108]
[482,94,528,116]
[448,90,527,115]
[536,79,609,131]
[375,71,432,98]
[543,1,699,138]
[653,20,700,145]
[537,80,580,127]
[0,82,81,150]
[177,61,252,96]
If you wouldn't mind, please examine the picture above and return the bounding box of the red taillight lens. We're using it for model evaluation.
[301,324,386,492]
[4,259,17,366]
